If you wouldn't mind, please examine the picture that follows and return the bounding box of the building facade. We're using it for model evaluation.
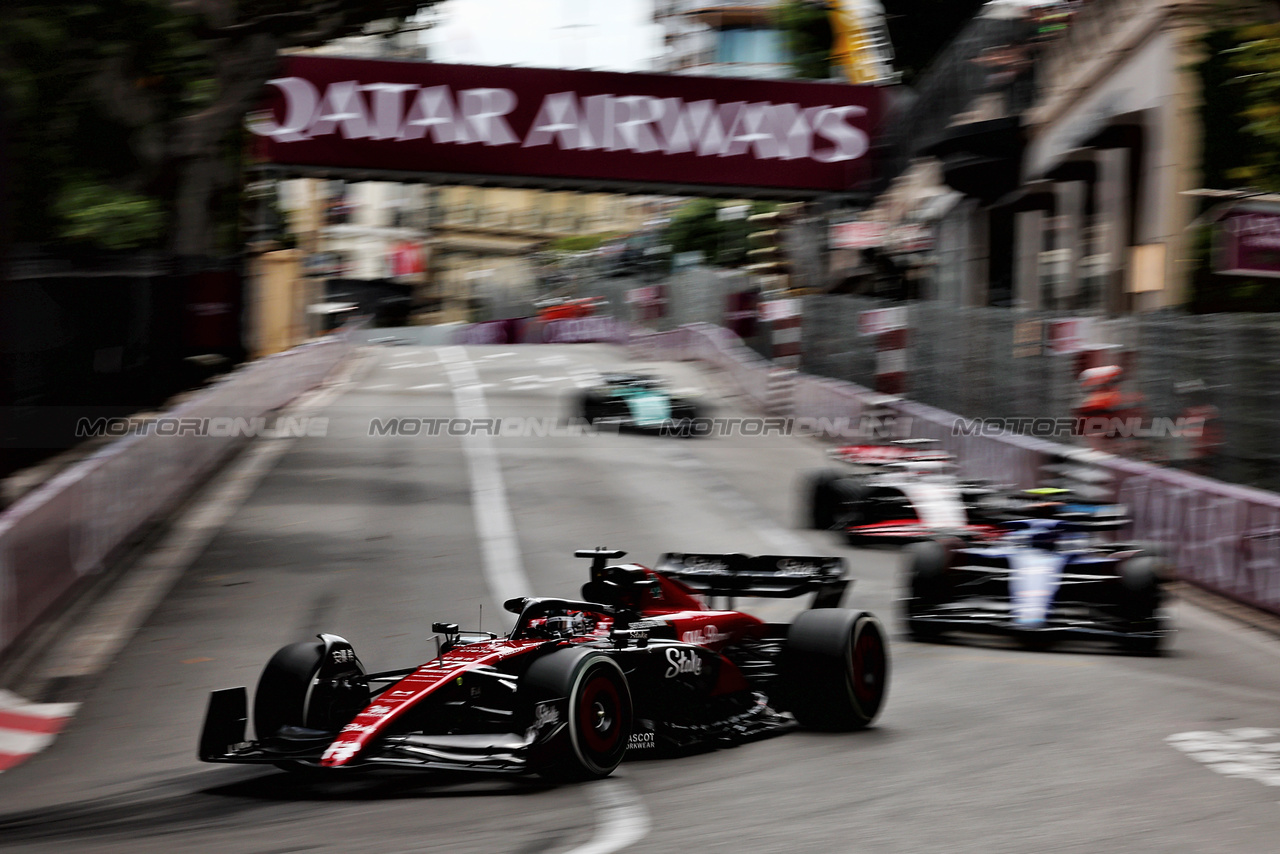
[866,0,1223,315]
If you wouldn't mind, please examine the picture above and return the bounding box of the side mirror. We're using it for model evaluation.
[432,622,459,635]
[503,597,527,615]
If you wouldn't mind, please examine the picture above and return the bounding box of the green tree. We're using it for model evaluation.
[1227,23,1280,191]
[774,0,834,80]
[663,199,776,267]
[0,1,435,256]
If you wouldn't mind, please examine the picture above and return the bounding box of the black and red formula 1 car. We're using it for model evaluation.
[199,548,888,781]
[805,441,1004,543]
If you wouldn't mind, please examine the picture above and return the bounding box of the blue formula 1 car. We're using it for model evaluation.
[578,373,704,433]
[902,501,1171,654]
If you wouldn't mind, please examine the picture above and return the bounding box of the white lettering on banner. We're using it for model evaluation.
[459,88,519,146]
[254,79,872,164]
[523,91,585,149]
[309,80,372,139]
[364,83,416,140]
[401,85,460,143]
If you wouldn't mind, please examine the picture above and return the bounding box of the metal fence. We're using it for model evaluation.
[801,296,1280,493]
[633,322,1280,618]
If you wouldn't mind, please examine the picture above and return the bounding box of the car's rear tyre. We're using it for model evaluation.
[784,609,888,730]
[523,649,633,781]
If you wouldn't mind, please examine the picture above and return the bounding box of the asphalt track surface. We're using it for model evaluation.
[2,344,1280,854]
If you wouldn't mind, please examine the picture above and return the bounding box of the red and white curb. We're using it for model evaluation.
[0,690,77,772]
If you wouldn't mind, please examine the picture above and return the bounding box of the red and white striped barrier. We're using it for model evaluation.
[0,691,77,773]
[760,299,802,369]
[875,327,908,395]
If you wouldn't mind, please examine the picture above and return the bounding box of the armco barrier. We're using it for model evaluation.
[632,323,1280,617]
[453,316,630,346]
[0,328,358,656]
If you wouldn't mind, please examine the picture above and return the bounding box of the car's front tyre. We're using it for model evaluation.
[253,637,367,773]
[523,649,633,781]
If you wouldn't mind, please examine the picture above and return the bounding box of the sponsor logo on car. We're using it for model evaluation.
[775,558,821,577]
[681,556,730,573]
[627,731,656,750]
[681,624,730,646]
[322,740,362,764]
[533,702,560,729]
[664,648,703,679]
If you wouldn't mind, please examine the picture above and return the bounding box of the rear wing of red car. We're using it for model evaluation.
[655,553,850,608]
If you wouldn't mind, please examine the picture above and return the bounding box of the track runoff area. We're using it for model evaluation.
[1,343,1279,854]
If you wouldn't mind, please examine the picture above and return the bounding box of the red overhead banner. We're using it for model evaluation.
[250,56,886,195]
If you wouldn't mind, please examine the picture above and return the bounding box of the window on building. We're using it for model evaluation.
[715,27,784,66]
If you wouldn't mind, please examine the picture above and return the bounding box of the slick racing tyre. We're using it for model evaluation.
[807,471,864,530]
[579,392,607,425]
[254,638,368,772]
[1118,556,1164,655]
[903,539,951,641]
[523,649,633,781]
[784,609,888,730]
[806,470,841,530]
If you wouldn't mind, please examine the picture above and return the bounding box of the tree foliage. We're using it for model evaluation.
[1226,23,1280,191]
[663,199,776,267]
[0,0,433,256]
[774,0,834,80]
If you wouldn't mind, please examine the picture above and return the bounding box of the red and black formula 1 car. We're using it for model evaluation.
[805,441,1004,543]
[199,548,888,781]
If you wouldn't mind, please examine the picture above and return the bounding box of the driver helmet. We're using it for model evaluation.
[544,614,576,638]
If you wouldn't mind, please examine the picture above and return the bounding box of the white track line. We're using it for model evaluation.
[438,346,532,609]
[437,346,649,853]
[564,778,652,854]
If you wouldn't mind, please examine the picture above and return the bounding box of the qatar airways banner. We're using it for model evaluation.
[249,56,886,194]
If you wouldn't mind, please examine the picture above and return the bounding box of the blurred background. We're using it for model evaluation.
[2,4,1280,852]
[7,0,1280,500]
